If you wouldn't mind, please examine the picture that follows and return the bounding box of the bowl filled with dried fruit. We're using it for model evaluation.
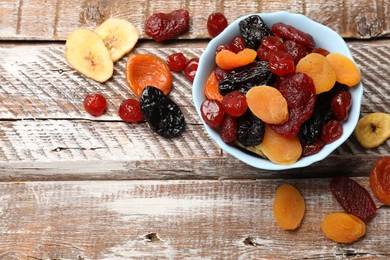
[192,11,363,170]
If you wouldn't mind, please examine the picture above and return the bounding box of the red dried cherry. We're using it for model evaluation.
[184,57,199,82]
[118,99,144,123]
[284,40,307,64]
[229,36,246,53]
[268,51,295,76]
[220,114,238,143]
[257,36,286,62]
[272,22,315,47]
[84,93,107,116]
[207,12,228,38]
[201,99,225,128]
[321,119,343,144]
[302,139,325,156]
[221,90,248,117]
[167,52,186,72]
[213,66,230,83]
[331,90,352,121]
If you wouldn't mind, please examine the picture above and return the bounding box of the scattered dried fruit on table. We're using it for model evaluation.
[167,52,187,72]
[204,71,223,103]
[215,48,257,70]
[95,18,139,62]
[83,93,107,116]
[326,53,361,87]
[118,99,143,123]
[273,184,305,230]
[354,112,390,149]
[207,12,228,38]
[370,157,390,206]
[140,86,185,138]
[145,9,190,42]
[246,86,289,125]
[126,54,172,98]
[321,212,366,243]
[65,28,113,83]
[330,176,377,222]
[184,57,199,82]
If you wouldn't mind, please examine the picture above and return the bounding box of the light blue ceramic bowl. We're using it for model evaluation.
[192,11,363,170]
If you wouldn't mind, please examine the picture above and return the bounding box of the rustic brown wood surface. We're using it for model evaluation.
[0,0,389,259]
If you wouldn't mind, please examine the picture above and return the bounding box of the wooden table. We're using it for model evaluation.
[0,0,389,259]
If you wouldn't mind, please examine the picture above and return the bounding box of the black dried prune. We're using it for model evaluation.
[237,110,265,147]
[239,15,272,50]
[218,61,276,95]
[140,86,185,138]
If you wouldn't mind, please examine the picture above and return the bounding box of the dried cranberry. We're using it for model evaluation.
[220,115,238,143]
[229,36,246,53]
[268,51,295,76]
[145,9,189,42]
[257,36,286,62]
[167,52,186,72]
[84,93,107,116]
[118,99,144,123]
[283,40,307,64]
[207,12,228,37]
[331,90,352,121]
[330,176,377,222]
[213,67,230,83]
[272,22,315,47]
[184,58,199,82]
[302,139,325,156]
[321,119,343,144]
[215,44,230,56]
[221,90,248,117]
[201,99,225,128]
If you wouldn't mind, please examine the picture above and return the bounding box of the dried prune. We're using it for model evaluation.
[237,110,265,147]
[272,73,316,137]
[218,61,276,95]
[330,176,377,222]
[145,10,189,42]
[140,86,185,138]
[239,15,272,50]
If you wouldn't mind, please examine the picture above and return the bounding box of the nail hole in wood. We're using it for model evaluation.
[145,232,160,242]
[243,236,260,247]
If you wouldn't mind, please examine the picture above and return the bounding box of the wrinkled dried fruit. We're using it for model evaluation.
[207,12,228,38]
[302,139,325,156]
[201,99,225,129]
[220,115,238,143]
[370,157,390,206]
[222,90,248,117]
[321,119,343,144]
[184,57,199,82]
[272,22,315,48]
[145,9,189,42]
[268,50,295,76]
[283,40,307,64]
[257,36,286,62]
[239,15,272,50]
[273,184,305,230]
[167,52,186,72]
[331,90,352,121]
[140,86,185,138]
[229,36,246,53]
[237,110,265,147]
[118,98,143,123]
[321,213,366,243]
[216,48,257,70]
[84,93,107,116]
[330,176,377,222]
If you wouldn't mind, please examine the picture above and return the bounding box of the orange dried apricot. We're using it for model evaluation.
[321,213,366,243]
[259,124,302,165]
[273,184,305,230]
[204,71,223,103]
[326,53,361,87]
[370,157,390,206]
[126,54,172,98]
[295,53,336,94]
[246,86,289,125]
[215,48,257,70]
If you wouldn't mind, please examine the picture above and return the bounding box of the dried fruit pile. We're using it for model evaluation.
[201,15,362,165]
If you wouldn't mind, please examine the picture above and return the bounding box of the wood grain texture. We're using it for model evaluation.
[0,41,389,180]
[0,0,389,41]
[0,178,389,259]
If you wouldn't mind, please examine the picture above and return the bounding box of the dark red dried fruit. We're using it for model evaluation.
[284,40,307,64]
[311,47,330,57]
[330,176,377,222]
[272,73,316,137]
[201,99,225,128]
[213,66,230,83]
[167,52,186,72]
[302,139,325,156]
[84,93,107,116]
[331,90,352,121]
[222,90,248,117]
[215,44,230,56]
[220,115,238,143]
[272,22,315,48]
[207,12,228,38]
[184,57,199,82]
[268,50,295,76]
[237,110,265,147]
[118,99,144,123]
[321,119,343,144]
[145,9,189,42]
[229,36,246,53]
[257,36,286,62]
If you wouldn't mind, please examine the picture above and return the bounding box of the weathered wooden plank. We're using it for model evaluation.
[0,0,389,40]
[0,179,388,259]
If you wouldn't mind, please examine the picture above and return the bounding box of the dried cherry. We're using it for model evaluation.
[257,36,286,62]
[370,157,390,206]
[268,50,295,76]
[207,12,228,38]
[222,90,248,117]
[145,9,189,42]
[237,110,265,147]
[167,52,186,72]
[331,90,352,121]
[140,86,185,138]
[84,93,107,116]
[239,15,272,50]
[272,22,315,47]
[118,99,143,123]
[229,36,246,53]
[200,99,225,129]
[184,58,199,82]
[321,119,343,144]
[220,115,238,143]
[330,176,377,222]
[283,40,307,64]
[302,139,325,156]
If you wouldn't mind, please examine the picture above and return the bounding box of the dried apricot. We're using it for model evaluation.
[321,213,366,243]
[204,71,223,103]
[215,48,257,70]
[246,86,289,125]
[273,184,305,230]
[326,53,361,87]
[370,157,390,206]
[126,54,172,98]
[259,124,302,165]
[296,53,336,94]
